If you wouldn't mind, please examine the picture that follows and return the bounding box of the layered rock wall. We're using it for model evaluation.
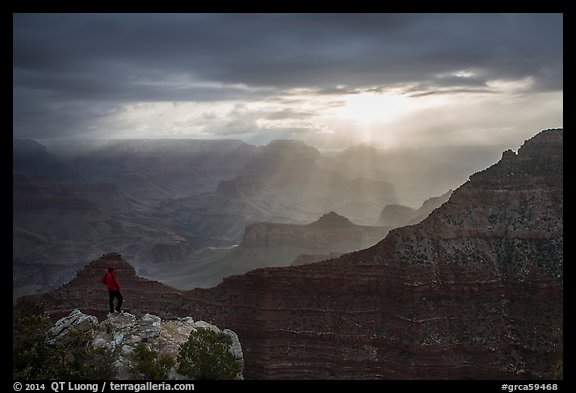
[15,130,563,380]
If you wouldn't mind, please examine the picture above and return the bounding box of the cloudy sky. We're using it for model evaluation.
[13,13,562,151]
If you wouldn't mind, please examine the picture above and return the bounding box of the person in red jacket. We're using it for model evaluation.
[101,265,123,314]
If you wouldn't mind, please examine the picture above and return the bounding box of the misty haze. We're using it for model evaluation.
[13,13,562,381]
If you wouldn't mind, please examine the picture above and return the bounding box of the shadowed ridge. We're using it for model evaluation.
[14,252,184,322]
[308,211,356,229]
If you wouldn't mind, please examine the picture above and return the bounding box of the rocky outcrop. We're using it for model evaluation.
[377,204,417,227]
[379,189,452,228]
[141,211,390,291]
[45,309,243,380]
[235,212,391,270]
[46,309,99,345]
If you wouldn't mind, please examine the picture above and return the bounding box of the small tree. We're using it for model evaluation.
[554,359,563,380]
[56,327,117,380]
[13,314,54,379]
[13,313,116,380]
[133,341,175,380]
[177,328,240,380]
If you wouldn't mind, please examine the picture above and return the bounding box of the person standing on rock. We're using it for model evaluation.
[101,265,123,314]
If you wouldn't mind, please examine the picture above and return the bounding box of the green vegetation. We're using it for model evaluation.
[13,314,116,380]
[133,341,175,380]
[14,314,242,380]
[554,359,563,380]
[177,328,240,380]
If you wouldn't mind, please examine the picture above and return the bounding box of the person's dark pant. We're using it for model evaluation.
[108,290,123,313]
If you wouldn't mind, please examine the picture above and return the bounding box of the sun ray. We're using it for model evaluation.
[330,92,413,124]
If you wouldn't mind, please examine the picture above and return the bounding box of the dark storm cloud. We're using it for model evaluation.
[13,13,562,138]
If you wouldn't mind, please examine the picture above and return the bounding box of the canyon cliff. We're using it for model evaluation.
[182,128,563,379]
[13,137,492,299]
[233,212,391,269]
[141,212,390,290]
[14,129,562,379]
[378,189,453,228]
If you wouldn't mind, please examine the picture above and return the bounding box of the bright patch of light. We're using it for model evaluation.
[453,70,475,78]
[486,76,535,93]
[330,92,413,123]
[436,69,477,79]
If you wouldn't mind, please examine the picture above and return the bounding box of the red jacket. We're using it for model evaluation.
[101,272,121,291]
